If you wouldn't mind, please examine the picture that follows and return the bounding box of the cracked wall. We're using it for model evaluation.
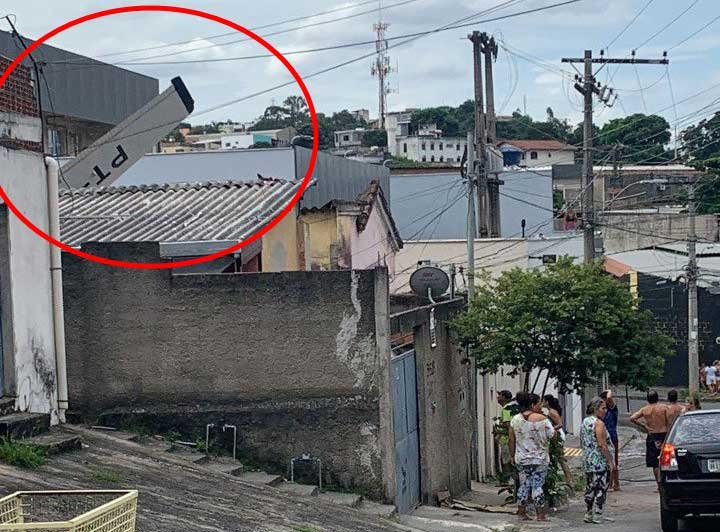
[63,242,388,496]
[0,146,57,421]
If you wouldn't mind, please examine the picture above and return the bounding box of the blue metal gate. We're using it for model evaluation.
[392,350,420,513]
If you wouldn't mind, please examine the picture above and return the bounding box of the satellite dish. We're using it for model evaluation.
[410,266,450,300]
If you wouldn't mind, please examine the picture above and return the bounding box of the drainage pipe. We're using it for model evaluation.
[45,156,67,422]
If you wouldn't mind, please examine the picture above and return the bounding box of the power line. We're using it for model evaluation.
[635,0,700,51]
[99,0,422,63]
[42,0,586,153]
[668,13,720,51]
[604,0,655,51]
[97,0,383,59]
[45,0,573,69]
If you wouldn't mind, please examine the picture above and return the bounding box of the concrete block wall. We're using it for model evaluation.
[62,242,390,497]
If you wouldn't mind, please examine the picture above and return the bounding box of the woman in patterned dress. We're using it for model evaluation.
[580,397,617,524]
[508,392,555,521]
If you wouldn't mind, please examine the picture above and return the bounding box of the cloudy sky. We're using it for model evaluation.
[4,0,720,131]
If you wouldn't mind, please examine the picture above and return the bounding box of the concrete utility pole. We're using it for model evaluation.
[687,179,699,393]
[481,33,501,237]
[562,51,668,263]
[466,131,477,302]
[469,31,489,238]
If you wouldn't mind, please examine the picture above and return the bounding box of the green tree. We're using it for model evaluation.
[297,112,334,149]
[361,129,388,148]
[598,114,672,164]
[283,95,309,128]
[450,259,672,393]
[681,111,720,213]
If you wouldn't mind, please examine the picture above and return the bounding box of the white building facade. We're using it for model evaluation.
[396,136,468,164]
[0,57,58,420]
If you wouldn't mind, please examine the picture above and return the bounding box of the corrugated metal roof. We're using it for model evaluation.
[59,179,303,247]
[608,247,720,288]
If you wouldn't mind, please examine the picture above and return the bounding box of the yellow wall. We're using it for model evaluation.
[299,210,340,270]
[262,207,301,271]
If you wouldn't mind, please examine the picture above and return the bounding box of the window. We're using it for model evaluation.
[439,156,444,162]
[343,135,350,141]
[430,142,435,150]
[403,143,407,153]
[456,156,461,162]
[439,142,443,150]
[422,156,427,162]
[421,143,426,150]
[521,153,526,160]
[456,144,461,150]
[225,143,231,147]
[530,151,538,160]
[548,153,552,158]
[431,155,435,162]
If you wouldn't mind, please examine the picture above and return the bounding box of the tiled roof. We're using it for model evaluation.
[499,140,576,151]
[356,180,403,249]
[59,179,303,247]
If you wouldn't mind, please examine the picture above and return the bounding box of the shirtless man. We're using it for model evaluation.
[665,389,684,428]
[630,390,668,484]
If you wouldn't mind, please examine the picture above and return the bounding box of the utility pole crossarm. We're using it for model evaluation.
[561,58,668,64]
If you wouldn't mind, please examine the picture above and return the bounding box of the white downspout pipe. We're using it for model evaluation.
[45,156,67,423]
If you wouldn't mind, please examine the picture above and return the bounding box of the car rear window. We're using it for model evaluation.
[672,414,720,444]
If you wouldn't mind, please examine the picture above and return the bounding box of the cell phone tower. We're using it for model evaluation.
[371,0,393,128]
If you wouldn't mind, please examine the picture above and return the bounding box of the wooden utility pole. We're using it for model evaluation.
[561,51,668,263]
[469,31,489,238]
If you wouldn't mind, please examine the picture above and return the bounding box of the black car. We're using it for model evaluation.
[659,409,720,532]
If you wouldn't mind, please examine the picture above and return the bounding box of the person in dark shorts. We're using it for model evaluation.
[600,390,620,490]
[630,390,668,484]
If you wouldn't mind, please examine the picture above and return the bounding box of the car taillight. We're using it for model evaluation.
[660,443,678,471]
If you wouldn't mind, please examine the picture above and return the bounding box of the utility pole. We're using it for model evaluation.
[562,50,668,404]
[466,132,480,480]
[481,34,497,144]
[469,31,489,238]
[481,32,501,237]
[687,179,699,393]
[562,50,668,263]
[466,131,476,301]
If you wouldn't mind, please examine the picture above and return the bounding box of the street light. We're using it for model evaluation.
[604,179,669,209]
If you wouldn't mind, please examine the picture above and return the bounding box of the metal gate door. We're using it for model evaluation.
[392,350,420,513]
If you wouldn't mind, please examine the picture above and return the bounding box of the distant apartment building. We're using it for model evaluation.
[553,163,700,209]
[351,109,370,123]
[386,111,468,166]
[498,140,576,167]
[398,136,468,164]
[0,30,159,157]
[334,128,370,149]
[385,109,415,156]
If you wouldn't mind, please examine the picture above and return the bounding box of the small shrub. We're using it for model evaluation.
[0,438,47,469]
[91,469,121,484]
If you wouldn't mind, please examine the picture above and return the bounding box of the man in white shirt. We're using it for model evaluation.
[705,363,717,394]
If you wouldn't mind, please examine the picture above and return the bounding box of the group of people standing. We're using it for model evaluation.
[497,391,572,522]
[700,361,720,394]
[497,387,701,523]
[497,389,623,524]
